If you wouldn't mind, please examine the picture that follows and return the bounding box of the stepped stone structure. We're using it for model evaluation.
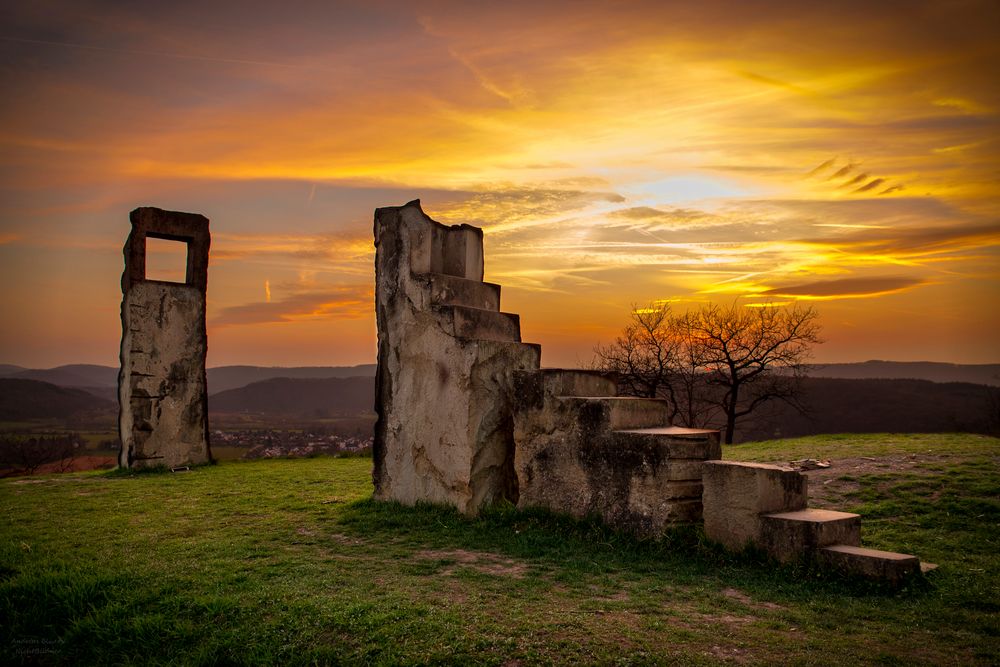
[373,199,935,582]
[372,200,719,530]
[373,200,540,513]
[513,369,720,536]
[118,207,212,469]
[703,461,934,583]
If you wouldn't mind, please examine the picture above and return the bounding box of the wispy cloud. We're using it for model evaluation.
[211,232,373,275]
[2,0,999,365]
[761,276,926,299]
[434,185,624,234]
[211,285,372,327]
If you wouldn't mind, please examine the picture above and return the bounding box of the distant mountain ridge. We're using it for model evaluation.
[0,374,995,438]
[3,360,997,390]
[0,363,378,394]
[208,376,376,417]
[738,377,998,441]
[0,379,114,420]
[2,364,119,389]
[803,361,1000,386]
[206,365,377,393]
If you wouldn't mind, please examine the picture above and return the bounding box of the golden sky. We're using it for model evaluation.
[1,0,998,367]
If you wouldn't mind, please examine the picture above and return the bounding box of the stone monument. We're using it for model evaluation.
[371,200,720,528]
[373,200,541,514]
[118,207,212,469]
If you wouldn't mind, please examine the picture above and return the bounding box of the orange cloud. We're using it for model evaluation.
[211,285,372,327]
[761,276,926,300]
[1,1,998,366]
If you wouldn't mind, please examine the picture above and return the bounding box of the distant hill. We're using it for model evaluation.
[78,387,118,403]
[208,376,376,417]
[737,377,999,442]
[5,360,995,393]
[805,361,1000,386]
[206,365,376,394]
[0,379,115,420]
[7,364,119,388]
[0,364,378,394]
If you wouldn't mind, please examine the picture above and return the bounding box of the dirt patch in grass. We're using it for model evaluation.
[705,642,751,664]
[722,587,784,611]
[414,549,529,578]
[328,533,368,547]
[799,454,953,506]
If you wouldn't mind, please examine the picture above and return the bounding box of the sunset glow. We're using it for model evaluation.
[1,1,998,367]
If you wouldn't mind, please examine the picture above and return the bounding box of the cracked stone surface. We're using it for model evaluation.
[512,369,721,537]
[373,200,540,515]
[118,207,211,469]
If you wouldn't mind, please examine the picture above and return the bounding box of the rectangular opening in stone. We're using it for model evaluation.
[145,236,189,283]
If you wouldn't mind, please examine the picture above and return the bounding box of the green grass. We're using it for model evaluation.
[1,434,998,665]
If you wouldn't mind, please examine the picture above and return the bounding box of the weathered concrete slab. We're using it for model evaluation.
[614,428,724,460]
[118,207,211,469]
[702,461,807,551]
[818,544,921,584]
[445,305,522,342]
[513,369,721,537]
[422,273,501,311]
[534,369,617,398]
[556,396,671,430]
[373,200,540,515]
[761,509,861,562]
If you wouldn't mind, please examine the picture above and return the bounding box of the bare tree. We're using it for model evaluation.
[986,376,1000,437]
[682,302,822,444]
[0,433,82,477]
[669,311,723,429]
[595,301,822,443]
[593,303,684,422]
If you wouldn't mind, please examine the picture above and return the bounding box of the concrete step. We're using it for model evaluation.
[761,508,861,562]
[421,272,500,311]
[669,498,704,524]
[598,498,705,535]
[442,305,521,343]
[818,544,922,584]
[558,396,669,430]
[612,427,722,460]
[660,480,704,499]
[540,368,617,397]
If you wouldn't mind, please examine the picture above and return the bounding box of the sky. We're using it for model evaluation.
[1,0,998,368]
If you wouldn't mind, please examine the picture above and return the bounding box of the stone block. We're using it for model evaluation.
[557,396,671,430]
[422,273,501,311]
[373,200,540,515]
[761,509,861,562]
[118,207,211,469]
[536,369,617,398]
[702,461,807,551]
[445,305,521,342]
[817,545,921,584]
[614,428,723,460]
[514,371,720,537]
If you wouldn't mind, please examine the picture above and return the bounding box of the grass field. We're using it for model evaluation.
[1,433,998,665]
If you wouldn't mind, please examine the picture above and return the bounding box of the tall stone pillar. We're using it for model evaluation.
[373,200,541,515]
[118,207,212,469]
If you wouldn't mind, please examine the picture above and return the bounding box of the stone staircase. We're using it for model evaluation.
[394,216,721,533]
[703,461,936,584]
[512,368,720,536]
[374,200,936,585]
[417,273,526,343]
